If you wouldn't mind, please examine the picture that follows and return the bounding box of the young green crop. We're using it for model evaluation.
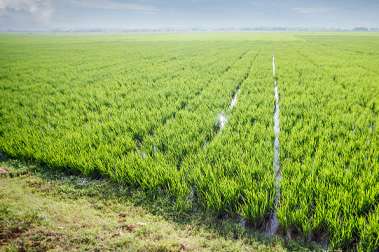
[275,38,379,251]
[1,32,378,251]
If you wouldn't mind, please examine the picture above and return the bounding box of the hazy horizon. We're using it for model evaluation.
[0,0,378,31]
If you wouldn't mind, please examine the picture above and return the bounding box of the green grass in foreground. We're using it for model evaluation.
[0,156,326,251]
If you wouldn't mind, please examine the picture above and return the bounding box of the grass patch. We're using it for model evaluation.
[0,155,326,251]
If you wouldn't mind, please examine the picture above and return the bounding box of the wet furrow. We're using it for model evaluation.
[217,87,241,132]
[136,49,253,159]
[230,88,240,109]
[266,48,281,235]
[181,48,275,220]
[217,55,257,133]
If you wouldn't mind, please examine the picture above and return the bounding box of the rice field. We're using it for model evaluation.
[0,32,378,251]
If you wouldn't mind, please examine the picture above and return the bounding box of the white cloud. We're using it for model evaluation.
[0,0,159,18]
[0,0,54,21]
[294,7,337,13]
[0,0,159,29]
[63,0,158,12]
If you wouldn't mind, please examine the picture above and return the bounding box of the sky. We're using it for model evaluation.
[0,0,378,30]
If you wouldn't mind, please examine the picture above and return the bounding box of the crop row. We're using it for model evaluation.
[1,34,378,251]
[1,37,278,222]
[0,39,251,177]
[275,41,379,251]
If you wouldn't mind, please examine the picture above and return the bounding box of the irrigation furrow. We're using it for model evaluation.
[175,52,257,170]
[183,52,261,213]
[218,86,241,132]
[230,88,240,109]
[161,48,252,130]
[217,54,257,133]
[266,48,281,236]
[138,48,255,162]
[130,46,254,154]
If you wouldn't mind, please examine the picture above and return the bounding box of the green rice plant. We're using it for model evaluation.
[1,33,378,250]
[357,207,379,252]
[275,38,379,250]
[240,188,273,227]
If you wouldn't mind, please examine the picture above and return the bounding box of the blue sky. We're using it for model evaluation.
[0,0,378,30]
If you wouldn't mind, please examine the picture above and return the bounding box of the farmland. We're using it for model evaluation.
[0,32,378,251]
